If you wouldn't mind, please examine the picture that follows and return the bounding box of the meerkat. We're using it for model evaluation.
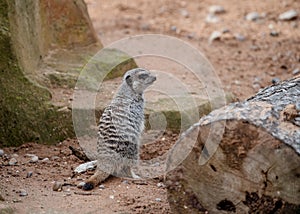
[82,68,156,190]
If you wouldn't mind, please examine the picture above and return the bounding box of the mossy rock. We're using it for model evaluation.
[94,78,235,132]
[0,207,16,214]
[0,0,138,146]
[44,48,137,89]
[0,0,73,146]
[144,94,235,131]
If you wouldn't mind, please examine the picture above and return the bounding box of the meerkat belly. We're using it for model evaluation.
[97,102,144,161]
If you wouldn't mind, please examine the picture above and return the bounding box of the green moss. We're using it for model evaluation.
[0,0,74,146]
[0,207,15,214]
[45,48,137,89]
[47,73,78,88]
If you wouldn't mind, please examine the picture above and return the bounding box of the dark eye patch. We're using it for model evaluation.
[138,73,149,80]
[126,75,132,86]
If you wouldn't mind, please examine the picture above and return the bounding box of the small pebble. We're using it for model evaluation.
[26,171,33,178]
[109,195,114,200]
[77,182,85,188]
[12,154,19,158]
[279,9,298,21]
[209,31,222,43]
[292,68,300,75]
[208,5,225,14]
[0,194,5,201]
[155,198,162,202]
[250,45,260,51]
[245,12,261,21]
[9,158,17,166]
[99,184,105,189]
[0,149,4,157]
[234,80,241,85]
[19,189,28,197]
[74,160,97,173]
[187,33,195,39]
[13,199,22,203]
[170,26,177,32]
[51,156,60,161]
[252,83,261,90]
[222,28,230,33]
[180,9,189,18]
[41,158,49,163]
[29,155,39,163]
[157,182,165,188]
[272,77,281,84]
[140,23,150,31]
[234,33,246,41]
[206,13,220,23]
[53,181,63,191]
[122,180,129,184]
[64,192,71,197]
[270,30,279,37]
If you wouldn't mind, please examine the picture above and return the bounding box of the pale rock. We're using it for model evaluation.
[279,9,298,21]
[208,5,225,14]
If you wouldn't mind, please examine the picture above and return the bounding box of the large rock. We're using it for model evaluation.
[0,0,136,146]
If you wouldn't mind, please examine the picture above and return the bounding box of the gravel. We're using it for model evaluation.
[9,158,17,166]
[234,33,246,41]
[157,182,165,188]
[41,158,50,163]
[53,181,63,192]
[170,26,177,32]
[19,189,28,197]
[26,171,33,178]
[77,182,85,188]
[245,12,261,21]
[74,160,97,173]
[270,30,279,37]
[0,149,4,157]
[206,13,220,23]
[155,198,162,202]
[29,155,39,163]
[279,9,298,21]
[208,5,225,14]
[180,9,189,18]
[209,31,222,43]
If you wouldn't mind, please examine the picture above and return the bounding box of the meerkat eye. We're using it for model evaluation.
[125,75,132,86]
[138,73,149,80]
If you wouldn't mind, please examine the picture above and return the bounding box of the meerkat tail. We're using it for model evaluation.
[82,170,110,190]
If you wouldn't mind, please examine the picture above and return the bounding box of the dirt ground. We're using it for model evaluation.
[1,0,299,213]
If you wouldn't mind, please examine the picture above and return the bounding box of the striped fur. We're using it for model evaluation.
[82,68,156,190]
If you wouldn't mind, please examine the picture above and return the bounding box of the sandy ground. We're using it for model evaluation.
[1,0,299,213]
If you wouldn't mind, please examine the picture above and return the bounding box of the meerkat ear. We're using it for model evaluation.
[126,75,132,86]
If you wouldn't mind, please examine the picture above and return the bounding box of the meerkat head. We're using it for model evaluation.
[124,68,156,94]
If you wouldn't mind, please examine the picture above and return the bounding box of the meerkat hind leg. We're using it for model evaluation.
[82,169,110,190]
